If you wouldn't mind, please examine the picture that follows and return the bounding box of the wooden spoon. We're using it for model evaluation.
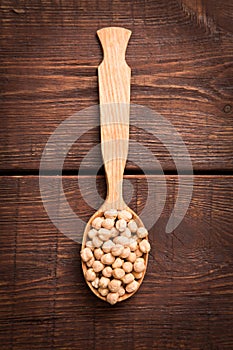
[81,27,149,303]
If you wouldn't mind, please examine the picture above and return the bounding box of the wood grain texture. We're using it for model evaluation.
[179,0,233,34]
[98,27,131,207]
[0,175,232,350]
[0,0,233,172]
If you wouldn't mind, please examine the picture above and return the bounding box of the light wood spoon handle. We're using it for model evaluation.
[97,27,132,210]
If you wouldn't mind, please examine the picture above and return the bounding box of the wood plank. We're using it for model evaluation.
[0,0,233,172]
[0,175,232,349]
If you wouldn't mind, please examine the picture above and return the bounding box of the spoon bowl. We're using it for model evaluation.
[81,205,149,303]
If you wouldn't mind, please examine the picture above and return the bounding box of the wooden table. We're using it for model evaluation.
[0,1,232,349]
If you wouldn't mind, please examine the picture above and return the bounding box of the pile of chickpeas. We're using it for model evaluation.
[81,209,150,305]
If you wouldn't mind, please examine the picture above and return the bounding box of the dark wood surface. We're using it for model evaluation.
[0,0,233,349]
[0,176,233,350]
[0,0,233,172]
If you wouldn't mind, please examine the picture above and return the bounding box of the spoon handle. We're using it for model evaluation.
[97,27,132,209]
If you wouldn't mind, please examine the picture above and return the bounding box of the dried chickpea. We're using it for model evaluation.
[92,217,104,230]
[137,227,148,239]
[85,268,96,282]
[108,279,121,293]
[107,292,119,305]
[101,253,115,265]
[126,280,139,293]
[92,260,104,273]
[121,228,131,238]
[86,240,95,250]
[122,273,134,285]
[127,252,137,263]
[88,228,97,239]
[128,220,138,233]
[98,287,109,297]
[113,236,129,246]
[122,261,133,273]
[111,244,124,257]
[139,239,151,253]
[135,248,143,258]
[110,227,119,238]
[102,240,115,253]
[118,210,132,222]
[92,236,103,248]
[81,247,93,262]
[102,266,113,278]
[128,239,138,251]
[99,276,110,289]
[112,257,123,269]
[102,218,115,230]
[118,286,126,297]
[94,248,104,260]
[120,247,131,259]
[116,218,127,232]
[113,268,125,279]
[134,258,145,273]
[91,277,99,289]
[98,228,111,241]
[133,271,143,279]
[86,257,95,268]
[104,209,117,219]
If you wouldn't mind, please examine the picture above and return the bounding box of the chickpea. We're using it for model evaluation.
[91,277,99,289]
[94,248,104,260]
[122,273,134,285]
[121,228,131,238]
[112,268,125,279]
[98,288,109,297]
[92,217,104,230]
[101,253,115,265]
[85,268,96,282]
[126,280,139,293]
[98,228,111,241]
[104,209,118,219]
[92,236,103,248]
[113,236,129,246]
[122,261,133,273]
[110,227,119,238]
[127,252,137,263]
[81,247,93,262]
[118,210,132,222]
[107,292,119,305]
[86,257,95,268]
[86,240,95,250]
[135,248,143,258]
[111,244,124,257]
[112,257,123,269]
[102,240,115,253]
[118,286,126,297]
[128,219,138,233]
[120,247,131,259]
[134,258,145,273]
[133,271,143,279]
[99,276,110,289]
[128,239,138,252]
[92,260,104,273]
[137,227,148,239]
[116,218,127,232]
[139,239,151,253]
[102,266,113,278]
[108,279,122,293]
[88,228,97,239]
[102,218,115,230]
